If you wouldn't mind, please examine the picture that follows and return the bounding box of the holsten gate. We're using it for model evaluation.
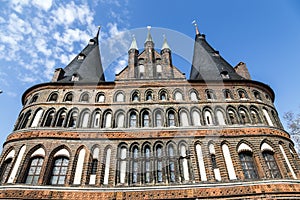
[0,25,299,199]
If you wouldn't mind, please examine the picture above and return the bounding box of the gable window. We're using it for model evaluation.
[25,157,44,185]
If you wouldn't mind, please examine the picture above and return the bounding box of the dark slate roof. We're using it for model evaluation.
[58,30,105,83]
[189,34,244,81]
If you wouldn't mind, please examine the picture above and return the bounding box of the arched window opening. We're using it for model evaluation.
[239,151,258,179]
[93,112,101,128]
[132,92,139,102]
[49,156,69,185]
[192,110,201,126]
[195,144,207,181]
[155,111,163,127]
[0,158,13,184]
[20,112,31,129]
[144,145,151,183]
[228,110,238,125]
[262,108,274,126]
[142,111,150,127]
[103,148,111,185]
[96,93,105,102]
[146,91,153,101]
[81,112,90,128]
[179,144,190,182]
[238,90,248,99]
[116,113,125,128]
[156,145,164,183]
[204,110,213,126]
[104,112,112,128]
[67,111,78,128]
[206,90,216,100]
[159,91,167,101]
[253,91,262,101]
[174,91,183,101]
[56,110,66,127]
[222,144,237,180]
[73,149,86,185]
[118,146,127,184]
[168,144,176,183]
[209,143,221,181]
[262,151,282,178]
[48,93,58,102]
[25,157,44,185]
[131,146,139,184]
[64,93,73,102]
[130,112,137,128]
[30,95,38,104]
[239,109,250,124]
[89,147,99,185]
[190,91,198,101]
[180,111,189,127]
[168,111,176,127]
[251,109,261,124]
[80,93,89,102]
[43,110,55,127]
[216,110,226,125]
[30,109,44,127]
[115,92,125,102]
[223,89,232,100]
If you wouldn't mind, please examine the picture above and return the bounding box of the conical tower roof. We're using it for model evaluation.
[189,23,244,81]
[59,27,105,83]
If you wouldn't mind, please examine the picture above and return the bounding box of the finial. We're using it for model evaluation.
[129,34,138,50]
[96,26,101,38]
[192,20,200,35]
[145,25,153,43]
[162,34,170,50]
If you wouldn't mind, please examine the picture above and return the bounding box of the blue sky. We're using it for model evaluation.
[0,0,300,147]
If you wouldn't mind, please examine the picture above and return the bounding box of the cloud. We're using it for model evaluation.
[32,0,53,11]
[114,56,127,74]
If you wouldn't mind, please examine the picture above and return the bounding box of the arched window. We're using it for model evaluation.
[73,148,86,185]
[155,144,164,183]
[159,90,167,101]
[7,145,26,184]
[216,110,226,125]
[25,156,44,185]
[103,147,111,185]
[139,65,144,79]
[192,110,201,126]
[174,91,183,101]
[145,91,153,101]
[56,110,67,127]
[67,110,78,128]
[103,112,112,128]
[0,149,15,184]
[262,151,282,178]
[63,93,73,102]
[96,93,105,102]
[30,109,44,127]
[48,92,58,102]
[239,109,250,124]
[92,111,101,128]
[116,112,125,128]
[142,111,150,127]
[20,111,31,129]
[206,90,216,100]
[204,110,213,126]
[115,92,125,102]
[30,94,38,104]
[209,143,221,181]
[80,111,90,128]
[49,156,69,185]
[250,109,261,124]
[167,110,176,127]
[195,144,207,181]
[117,146,127,184]
[129,112,137,128]
[253,90,262,101]
[131,146,139,184]
[143,145,151,183]
[228,109,238,125]
[89,147,99,185]
[180,111,189,127]
[238,151,258,179]
[279,143,297,179]
[262,108,274,126]
[155,110,163,127]
[190,91,198,101]
[43,110,55,127]
[132,91,139,102]
[167,144,176,183]
[222,144,237,180]
[179,144,190,182]
[238,89,248,99]
[223,89,233,100]
[80,93,89,102]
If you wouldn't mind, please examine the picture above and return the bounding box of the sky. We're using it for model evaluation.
[0,0,300,148]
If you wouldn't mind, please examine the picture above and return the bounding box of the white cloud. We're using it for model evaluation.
[114,56,127,74]
[32,0,53,11]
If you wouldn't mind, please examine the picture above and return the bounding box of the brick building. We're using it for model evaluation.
[0,25,300,199]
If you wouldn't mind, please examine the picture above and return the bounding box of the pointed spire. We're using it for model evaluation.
[96,26,101,39]
[192,20,200,35]
[145,26,153,43]
[129,34,138,50]
[162,34,171,50]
